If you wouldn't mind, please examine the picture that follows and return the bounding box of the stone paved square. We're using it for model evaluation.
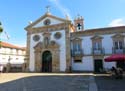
[0,73,92,91]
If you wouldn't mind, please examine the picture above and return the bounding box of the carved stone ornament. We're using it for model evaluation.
[44,19,51,25]
[33,35,40,42]
[54,32,62,39]
[50,40,56,46]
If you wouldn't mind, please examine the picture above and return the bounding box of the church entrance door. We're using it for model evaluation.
[42,51,52,72]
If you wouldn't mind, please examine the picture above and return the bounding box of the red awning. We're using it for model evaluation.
[104,54,125,62]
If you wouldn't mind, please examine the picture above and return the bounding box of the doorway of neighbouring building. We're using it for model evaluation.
[116,61,125,71]
[42,51,52,72]
[94,59,103,73]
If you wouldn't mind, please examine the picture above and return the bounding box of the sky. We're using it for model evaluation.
[0,0,125,47]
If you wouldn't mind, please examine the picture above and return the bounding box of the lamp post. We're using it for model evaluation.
[22,58,27,72]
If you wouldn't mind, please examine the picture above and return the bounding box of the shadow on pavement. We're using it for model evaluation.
[95,74,125,91]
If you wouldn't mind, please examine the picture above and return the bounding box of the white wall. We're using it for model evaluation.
[29,33,42,71]
[102,34,113,54]
[82,36,92,55]
[72,56,94,71]
[0,47,25,67]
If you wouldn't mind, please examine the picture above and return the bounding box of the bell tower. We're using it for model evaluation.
[74,14,84,32]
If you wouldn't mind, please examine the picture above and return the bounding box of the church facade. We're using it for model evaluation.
[25,10,125,72]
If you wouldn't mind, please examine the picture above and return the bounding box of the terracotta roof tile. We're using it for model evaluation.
[0,41,26,50]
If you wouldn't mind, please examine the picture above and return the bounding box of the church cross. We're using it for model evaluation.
[46,5,50,13]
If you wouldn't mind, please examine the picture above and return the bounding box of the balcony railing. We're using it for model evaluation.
[71,49,83,57]
[112,47,125,54]
[92,48,105,55]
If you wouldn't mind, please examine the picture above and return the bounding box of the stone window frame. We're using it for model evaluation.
[112,33,125,50]
[43,19,51,25]
[72,37,82,51]
[91,35,103,50]
[54,32,62,39]
[72,37,82,63]
[33,34,40,42]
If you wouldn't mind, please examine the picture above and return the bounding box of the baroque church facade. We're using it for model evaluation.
[25,9,125,72]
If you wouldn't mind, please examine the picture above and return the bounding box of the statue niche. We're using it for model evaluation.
[34,42,43,52]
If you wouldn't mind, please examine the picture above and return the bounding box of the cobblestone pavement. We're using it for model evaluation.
[0,73,92,91]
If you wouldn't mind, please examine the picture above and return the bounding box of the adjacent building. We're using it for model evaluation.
[0,41,26,72]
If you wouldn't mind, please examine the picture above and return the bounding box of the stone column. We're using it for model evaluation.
[65,28,71,72]
[26,32,31,72]
[52,49,60,72]
[35,51,41,72]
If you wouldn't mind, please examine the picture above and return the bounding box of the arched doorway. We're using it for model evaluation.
[42,51,52,72]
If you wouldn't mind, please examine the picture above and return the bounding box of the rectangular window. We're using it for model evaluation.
[115,41,118,49]
[119,41,123,49]
[93,42,101,50]
[73,43,81,51]
[77,44,81,51]
[114,41,123,49]
[74,60,82,63]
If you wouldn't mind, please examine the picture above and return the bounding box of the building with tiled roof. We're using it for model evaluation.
[0,42,26,72]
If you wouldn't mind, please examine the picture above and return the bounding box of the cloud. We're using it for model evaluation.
[108,18,125,27]
[48,0,72,20]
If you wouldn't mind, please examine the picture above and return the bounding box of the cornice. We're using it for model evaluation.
[71,26,125,37]
[27,23,70,35]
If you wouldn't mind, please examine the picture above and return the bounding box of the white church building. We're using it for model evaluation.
[25,8,125,72]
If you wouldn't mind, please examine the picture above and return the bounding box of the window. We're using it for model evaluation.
[93,42,101,50]
[73,43,81,51]
[114,41,123,49]
[74,60,82,63]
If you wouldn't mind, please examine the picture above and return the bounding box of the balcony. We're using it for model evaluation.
[71,49,83,57]
[92,48,105,55]
[112,47,125,54]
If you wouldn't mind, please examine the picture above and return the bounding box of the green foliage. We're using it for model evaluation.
[0,26,3,33]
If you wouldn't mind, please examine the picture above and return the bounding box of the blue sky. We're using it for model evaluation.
[0,0,125,46]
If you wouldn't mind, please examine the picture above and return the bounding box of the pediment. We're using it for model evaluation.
[91,35,103,40]
[112,33,125,39]
[25,13,70,30]
[71,37,82,41]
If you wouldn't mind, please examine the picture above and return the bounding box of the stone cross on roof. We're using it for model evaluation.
[46,5,51,14]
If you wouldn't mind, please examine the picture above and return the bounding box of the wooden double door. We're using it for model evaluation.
[42,51,52,72]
